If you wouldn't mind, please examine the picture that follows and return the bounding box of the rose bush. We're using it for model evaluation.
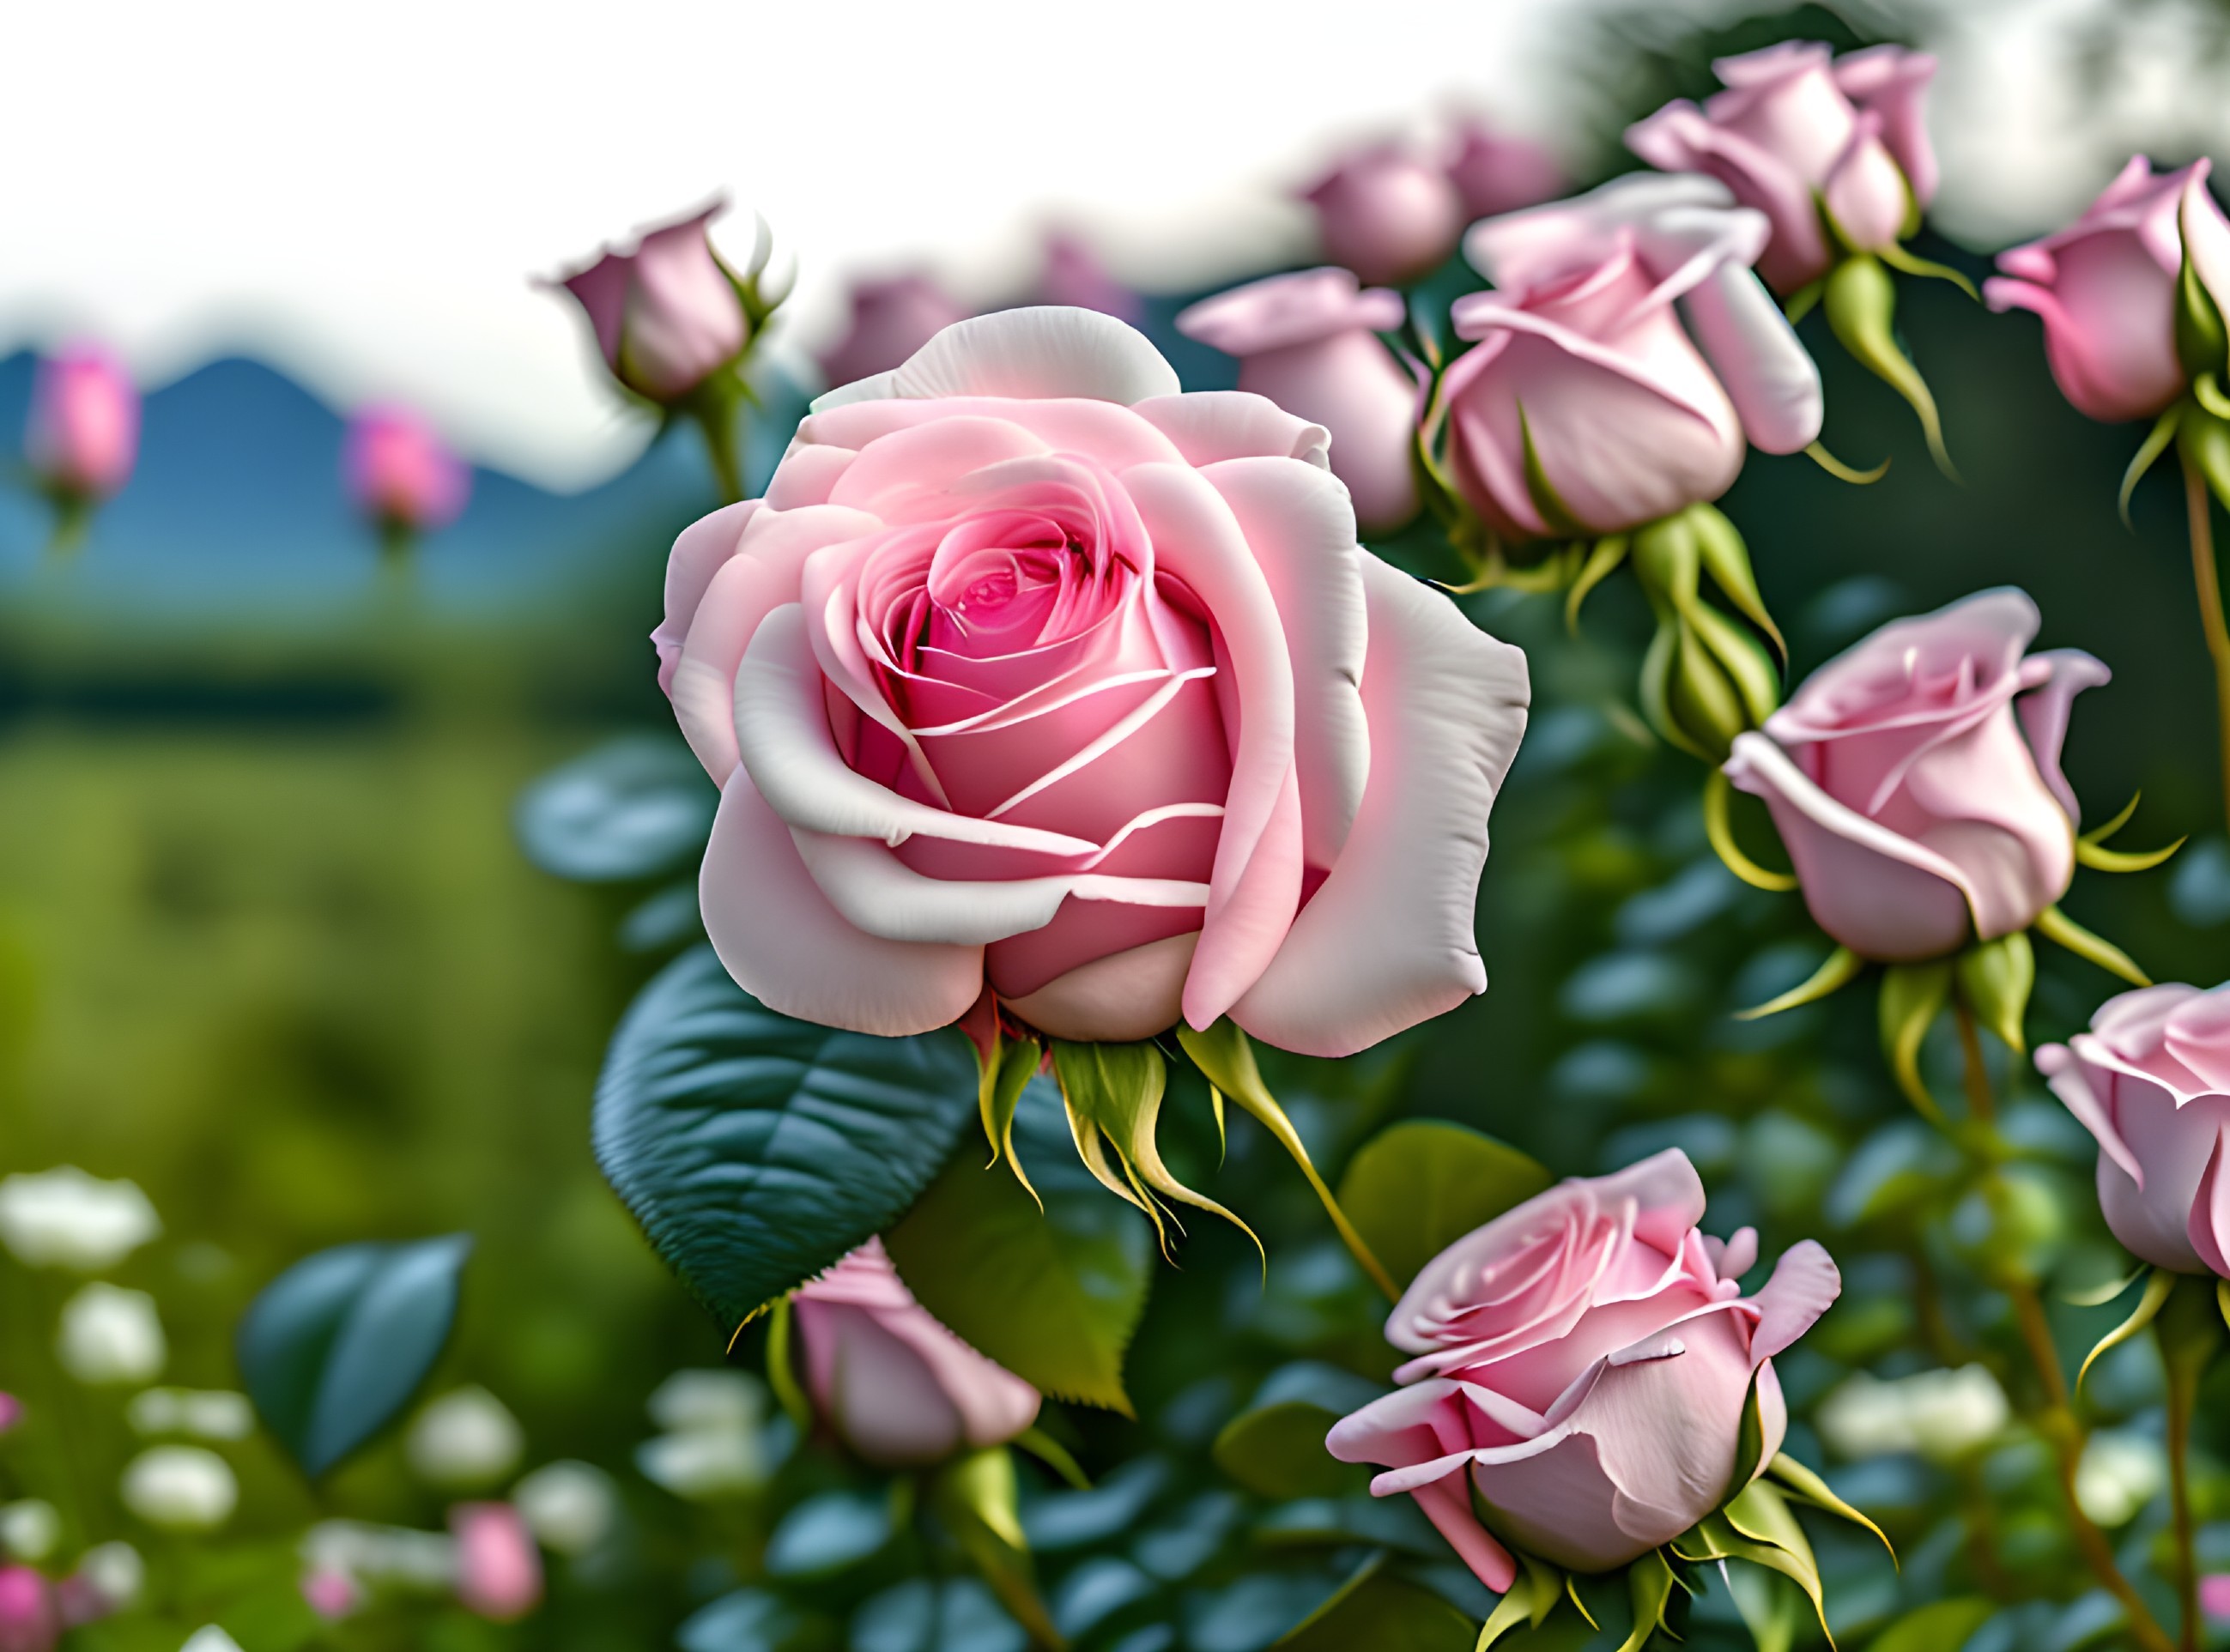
[1442,173,1821,539]
[1724,590,2107,962]
[791,1239,1040,1468]
[557,203,751,405]
[1326,1149,1839,1583]
[1626,42,1939,293]
[2039,983,2230,1275]
[657,306,1530,1050]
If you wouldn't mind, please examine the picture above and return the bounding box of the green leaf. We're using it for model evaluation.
[1861,1596,1995,1652]
[1954,932,2034,1056]
[763,1490,892,1578]
[236,1234,471,1479]
[1212,1400,1366,1500]
[1336,1120,1554,1291]
[677,1588,833,1652]
[1877,961,1952,1123]
[886,1079,1153,1415]
[593,947,977,1327]
[514,735,716,883]
[1052,1038,1256,1256]
[1275,1554,1476,1652]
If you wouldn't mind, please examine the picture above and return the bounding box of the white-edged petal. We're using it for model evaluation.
[1678,263,1823,453]
[812,307,1179,411]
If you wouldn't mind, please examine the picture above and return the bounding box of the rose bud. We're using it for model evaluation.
[450,1503,542,1623]
[0,1567,58,1652]
[1442,118,1566,223]
[343,407,470,543]
[816,274,970,392]
[1444,173,1821,540]
[1626,42,1938,294]
[657,306,1530,1050]
[2039,983,2230,1275]
[1302,143,1465,288]
[1176,269,1419,532]
[1327,1150,1838,1584]
[1985,158,2230,424]
[1724,590,2106,963]
[558,203,750,406]
[1033,232,1143,326]
[791,1239,1039,1468]
[0,1395,18,1436]
[24,344,139,504]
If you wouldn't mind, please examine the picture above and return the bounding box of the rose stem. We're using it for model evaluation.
[1955,1002,2178,1652]
[2181,451,2230,836]
[2166,1333,2201,1652]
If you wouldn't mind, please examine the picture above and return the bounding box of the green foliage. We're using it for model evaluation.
[512,733,716,884]
[1051,1037,1255,1255]
[1862,1597,1995,1652]
[1336,1119,1553,1290]
[1211,1401,1362,1501]
[1274,1556,1476,1652]
[592,946,977,1326]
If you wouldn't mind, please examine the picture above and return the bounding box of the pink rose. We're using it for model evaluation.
[1724,590,2106,963]
[1326,1151,1838,1584]
[658,307,1530,1050]
[0,1394,18,1435]
[1303,143,1465,288]
[1627,42,1938,293]
[25,344,138,501]
[300,1570,361,1623]
[343,406,470,534]
[1444,174,1821,540]
[450,1503,543,1623]
[1443,118,1566,223]
[2038,983,2230,1275]
[558,203,749,404]
[1985,158,2230,424]
[791,1238,1039,1468]
[0,1568,58,1652]
[817,275,971,393]
[1176,269,1419,533]
[1034,232,1143,326]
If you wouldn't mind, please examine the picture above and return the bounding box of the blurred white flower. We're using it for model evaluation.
[120,1446,238,1532]
[406,1387,524,1491]
[1816,1365,2010,1464]
[301,1521,457,1592]
[74,1541,144,1613]
[181,1629,245,1652]
[0,1167,160,1272]
[636,1369,767,1501]
[513,1461,618,1557]
[57,1284,166,1385]
[646,1370,761,1435]
[0,1499,59,1562]
[127,1389,253,1442]
[2076,1430,2167,1528]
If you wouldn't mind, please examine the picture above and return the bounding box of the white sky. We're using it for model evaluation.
[3,0,2216,489]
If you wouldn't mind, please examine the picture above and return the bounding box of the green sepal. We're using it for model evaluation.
[1954,931,2034,1056]
[1689,502,1787,659]
[1713,1481,1833,1646]
[1729,1365,1774,1493]
[2071,789,2185,873]
[765,1296,812,1433]
[1705,768,1799,893]
[2078,1265,2173,1390]
[1784,281,1824,325]
[1766,1454,1894,1564]
[1683,599,1782,729]
[2033,905,2152,987]
[2064,1266,2148,1308]
[2121,402,2184,526]
[1476,1553,1565,1649]
[1803,439,1891,486]
[1876,239,1981,300]
[1517,402,1589,537]
[1564,535,1628,635]
[977,1028,1045,1206]
[2182,399,2230,513]
[927,1447,1063,1650]
[1736,946,1862,1020]
[1877,960,1952,1123]
[1617,1552,1679,1652]
[1824,252,1956,480]
[2158,1270,2228,1379]
[1013,1425,1090,1491]
[2178,236,2229,384]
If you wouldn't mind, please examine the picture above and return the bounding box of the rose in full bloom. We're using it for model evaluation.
[1985,158,2230,424]
[1444,118,1566,223]
[1627,42,1939,294]
[343,407,470,536]
[1303,143,1466,288]
[791,1239,1039,1468]
[1724,590,2107,962]
[450,1504,543,1624]
[816,274,971,391]
[558,203,749,404]
[1326,1150,1839,1584]
[658,306,1530,1050]
[2038,983,2230,1275]
[25,345,138,502]
[1176,269,1418,533]
[1444,173,1822,540]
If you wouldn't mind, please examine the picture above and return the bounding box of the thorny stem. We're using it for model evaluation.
[2181,450,2230,836]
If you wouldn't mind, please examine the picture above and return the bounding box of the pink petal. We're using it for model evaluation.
[1131,390,1332,471]
[656,500,761,695]
[814,306,1179,413]
[1747,1239,1840,1361]
[2015,649,2112,824]
[2190,1123,2230,1279]
[999,931,1198,1043]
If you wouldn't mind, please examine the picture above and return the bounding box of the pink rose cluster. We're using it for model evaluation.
[1328,1151,1839,1583]
[655,306,1530,1056]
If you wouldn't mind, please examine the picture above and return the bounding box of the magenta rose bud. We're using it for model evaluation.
[1303,143,1465,288]
[1626,41,1937,293]
[1442,118,1566,223]
[817,275,971,393]
[25,345,139,502]
[0,1568,59,1652]
[1985,158,2230,424]
[1176,269,1419,533]
[0,1394,20,1435]
[559,203,749,406]
[1327,1150,1839,1584]
[1034,233,1143,326]
[657,307,1529,1051]
[791,1238,1040,1468]
[1444,173,1821,539]
[1724,590,2106,963]
[451,1503,542,1623]
[2038,983,2230,1275]
[300,1570,360,1623]
[344,406,470,535]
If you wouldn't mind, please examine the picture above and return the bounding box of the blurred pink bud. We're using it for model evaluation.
[1176,269,1419,532]
[0,1568,58,1652]
[25,345,139,502]
[300,1570,360,1623]
[817,275,970,391]
[1034,233,1142,325]
[1823,113,1913,254]
[558,204,748,405]
[1303,144,1465,287]
[2203,1574,2230,1621]
[344,406,470,535]
[1443,119,1566,221]
[450,1504,542,1624]
[0,1395,20,1435]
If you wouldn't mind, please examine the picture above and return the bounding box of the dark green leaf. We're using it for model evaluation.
[1276,1555,1476,1652]
[764,1491,892,1578]
[593,947,977,1326]
[679,1588,834,1652]
[887,1078,1154,1414]
[1213,1400,1366,1500]
[235,1234,471,1478]
[1336,1120,1554,1290]
[514,735,715,882]
[1862,1596,1996,1652]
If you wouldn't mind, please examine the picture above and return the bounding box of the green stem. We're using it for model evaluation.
[2167,1341,2201,1652]
[691,386,747,505]
[2181,448,2230,837]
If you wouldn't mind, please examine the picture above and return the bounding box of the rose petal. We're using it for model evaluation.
[1130,391,1332,470]
[2015,648,2112,824]
[656,499,760,696]
[1677,255,1825,452]
[2189,1123,2230,1278]
[813,306,1180,412]
[2039,1044,2148,1188]
[1746,1239,1841,1362]
[999,931,1197,1043]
